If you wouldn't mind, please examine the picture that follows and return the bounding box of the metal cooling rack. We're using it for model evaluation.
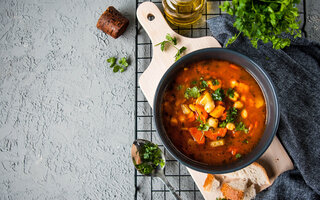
[134,1,306,199]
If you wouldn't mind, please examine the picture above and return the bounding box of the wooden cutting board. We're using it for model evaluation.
[137,2,294,199]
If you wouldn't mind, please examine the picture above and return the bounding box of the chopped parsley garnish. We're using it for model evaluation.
[236,153,242,159]
[235,122,249,133]
[220,107,238,127]
[197,117,210,131]
[243,139,249,144]
[107,57,129,73]
[184,87,201,99]
[176,85,182,90]
[212,88,225,101]
[135,142,165,175]
[191,80,197,85]
[219,121,227,128]
[226,107,238,123]
[200,80,208,88]
[212,79,219,85]
[227,88,235,98]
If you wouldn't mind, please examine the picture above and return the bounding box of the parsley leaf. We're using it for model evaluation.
[200,80,208,88]
[227,88,235,98]
[212,79,219,85]
[166,33,177,45]
[236,153,242,159]
[176,85,182,90]
[220,0,302,49]
[191,80,197,85]
[184,87,201,99]
[107,57,116,68]
[235,122,249,133]
[219,121,227,128]
[119,57,129,67]
[212,88,225,101]
[175,46,187,61]
[197,117,210,131]
[226,107,238,123]
[135,142,165,175]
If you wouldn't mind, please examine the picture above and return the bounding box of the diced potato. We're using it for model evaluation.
[238,83,249,93]
[210,139,225,147]
[209,105,225,118]
[229,91,239,102]
[207,80,222,91]
[170,117,178,126]
[255,96,264,108]
[241,96,246,102]
[241,109,248,119]
[233,101,244,109]
[226,123,235,131]
[198,92,215,113]
[208,118,219,129]
[181,104,191,114]
[230,80,239,88]
[189,104,195,112]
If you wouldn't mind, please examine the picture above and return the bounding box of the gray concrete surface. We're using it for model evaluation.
[0,0,319,200]
[0,0,136,199]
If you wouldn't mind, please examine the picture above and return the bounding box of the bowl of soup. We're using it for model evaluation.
[153,48,279,174]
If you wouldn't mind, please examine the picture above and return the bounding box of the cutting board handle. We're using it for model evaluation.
[137,2,175,44]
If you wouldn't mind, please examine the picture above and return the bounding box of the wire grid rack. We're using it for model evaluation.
[134,1,306,199]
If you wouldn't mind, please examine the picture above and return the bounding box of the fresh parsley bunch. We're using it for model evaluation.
[220,0,301,49]
[135,142,165,175]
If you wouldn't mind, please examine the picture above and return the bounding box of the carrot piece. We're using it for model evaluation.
[228,147,238,156]
[217,128,227,137]
[189,128,205,144]
[187,112,196,122]
[204,130,218,140]
[195,104,208,121]
[220,112,227,120]
[230,63,240,70]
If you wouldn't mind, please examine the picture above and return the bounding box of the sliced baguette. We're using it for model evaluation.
[221,179,247,200]
[243,184,256,200]
[221,162,270,186]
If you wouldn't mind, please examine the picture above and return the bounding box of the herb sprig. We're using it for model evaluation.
[220,0,301,49]
[197,117,210,131]
[184,86,201,99]
[155,33,187,61]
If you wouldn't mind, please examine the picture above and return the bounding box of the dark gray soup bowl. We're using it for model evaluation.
[153,48,279,174]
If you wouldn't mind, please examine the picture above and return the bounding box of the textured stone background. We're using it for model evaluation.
[0,0,319,200]
[0,0,135,199]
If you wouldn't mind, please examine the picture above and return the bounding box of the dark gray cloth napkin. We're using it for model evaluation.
[207,15,320,199]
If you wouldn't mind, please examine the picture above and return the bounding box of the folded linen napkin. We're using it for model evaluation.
[207,15,320,199]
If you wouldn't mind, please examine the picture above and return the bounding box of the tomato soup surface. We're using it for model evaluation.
[161,60,266,166]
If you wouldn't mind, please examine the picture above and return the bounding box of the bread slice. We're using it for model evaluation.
[221,179,247,200]
[203,174,220,192]
[221,162,270,186]
[243,184,256,200]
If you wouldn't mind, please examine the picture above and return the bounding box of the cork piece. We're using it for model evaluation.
[97,6,129,39]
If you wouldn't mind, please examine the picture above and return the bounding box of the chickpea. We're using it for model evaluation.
[226,123,235,131]
[234,101,244,109]
[208,118,219,129]
[241,109,248,119]
[230,80,239,88]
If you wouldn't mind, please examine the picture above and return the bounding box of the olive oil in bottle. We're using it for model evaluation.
[162,0,206,26]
